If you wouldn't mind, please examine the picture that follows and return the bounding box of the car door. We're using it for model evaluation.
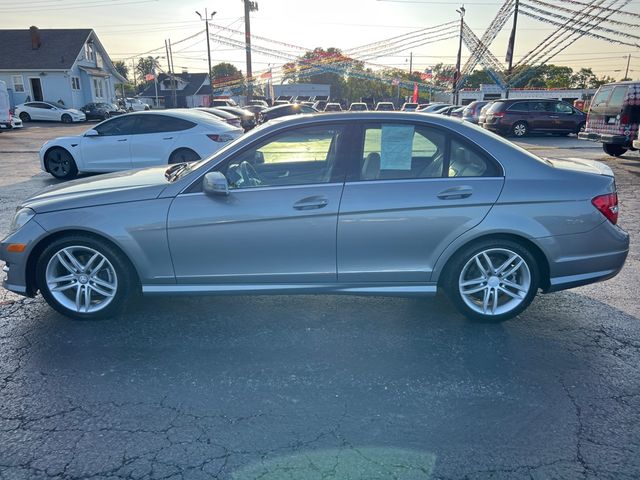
[80,115,138,171]
[552,102,580,132]
[529,101,554,132]
[128,114,186,168]
[337,122,504,283]
[167,123,352,284]
[26,102,48,120]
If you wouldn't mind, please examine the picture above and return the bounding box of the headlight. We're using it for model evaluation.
[9,208,35,234]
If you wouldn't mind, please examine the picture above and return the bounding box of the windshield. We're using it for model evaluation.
[49,101,66,109]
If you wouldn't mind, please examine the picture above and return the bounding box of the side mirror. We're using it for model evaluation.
[203,171,229,196]
[84,129,99,137]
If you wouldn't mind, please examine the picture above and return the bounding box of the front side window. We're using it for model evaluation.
[554,102,574,114]
[12,75,25,93]
[221,125,345,189]
[94,115,138,136]
[530,101,549,112]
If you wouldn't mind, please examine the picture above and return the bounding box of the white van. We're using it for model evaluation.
[0,80,11,130]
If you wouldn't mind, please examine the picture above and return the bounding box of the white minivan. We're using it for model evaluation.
[0,80,11,130]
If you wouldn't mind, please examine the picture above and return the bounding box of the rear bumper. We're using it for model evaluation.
[537,220,629,293]
[633,139,640,150]
[578,132,630,145]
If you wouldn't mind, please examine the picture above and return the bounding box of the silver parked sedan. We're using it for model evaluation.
[0,113,629,321]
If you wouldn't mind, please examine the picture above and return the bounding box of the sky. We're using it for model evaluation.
[2,0,639,82]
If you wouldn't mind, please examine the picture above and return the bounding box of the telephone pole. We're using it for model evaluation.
[453,5,465,105]
[409,52,413,74]
[196,8,216,103]
[624,54,631,79]
[505,0,519,98]
[244,0,258,102]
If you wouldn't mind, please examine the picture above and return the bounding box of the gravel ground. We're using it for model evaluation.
[0,122,639,480]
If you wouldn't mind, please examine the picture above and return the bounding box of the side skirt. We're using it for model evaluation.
[141,283,438,297]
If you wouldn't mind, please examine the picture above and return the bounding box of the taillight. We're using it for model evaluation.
[207,133,234,142]
[620,114,629,124]
[592,192,619,224]
[492,111,505,118]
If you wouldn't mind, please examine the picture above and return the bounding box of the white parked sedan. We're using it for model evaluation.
[124,98,150,112]
[39,110,243,179]
[15,101,86,123]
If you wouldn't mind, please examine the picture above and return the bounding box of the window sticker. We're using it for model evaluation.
[381,124,414,170]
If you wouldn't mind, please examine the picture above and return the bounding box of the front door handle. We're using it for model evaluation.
[117,139,127,142]
[162,136,173,140]
[293,196,328,210]
[437,186,473,200]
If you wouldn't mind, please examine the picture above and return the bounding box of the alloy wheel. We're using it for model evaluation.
[45,246,118,313]
[458,248,531,316]
[47,150,72,177]
[513,123,527,137]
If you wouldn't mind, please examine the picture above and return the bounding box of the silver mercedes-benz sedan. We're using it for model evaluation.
[0,112,629,321]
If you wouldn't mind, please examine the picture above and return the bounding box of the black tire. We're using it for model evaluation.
[36,235,136,320]
[511,121,528,138]
[102,112,110,120]
[444,238,540,322]
[19,112,31,122]
[45,148,78,180]
[169,148,200,164]
[603,143,627,157]
[61,114,72,124]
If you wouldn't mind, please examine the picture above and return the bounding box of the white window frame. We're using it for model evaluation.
[12,75,25,93]
[71,77,81,90]
[84,43,95,62]
[92,78,104,98]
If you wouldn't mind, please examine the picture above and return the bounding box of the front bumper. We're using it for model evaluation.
[578,131,630,146]
[0,219,48,297]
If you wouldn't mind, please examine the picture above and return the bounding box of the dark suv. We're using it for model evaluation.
[483,99,586,138]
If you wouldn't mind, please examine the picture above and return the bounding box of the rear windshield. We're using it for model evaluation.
[591,86,613,108]
[487,101,505,113]
[607,86,629,109]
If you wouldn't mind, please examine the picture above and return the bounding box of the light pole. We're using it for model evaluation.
[196,9,216,105]
[244,0,259,102]
[453,5,465,105]
[152,56,164,109]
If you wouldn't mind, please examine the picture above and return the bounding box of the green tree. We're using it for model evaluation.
[135,56,156,81]
[461,69,494,88]
[571,68,596,89]
[113,60,129,80]
[211,62,243,83]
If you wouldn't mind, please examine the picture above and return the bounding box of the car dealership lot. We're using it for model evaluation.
[0,123,639,479]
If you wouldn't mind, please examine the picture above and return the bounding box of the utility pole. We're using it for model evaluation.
[244,0,258,102]
[453,5,465,105]
[196,8,216,105]
[166,38,177,108]
[505,0,519,99]
[409,52,413,74]
[131,58,137,90]
[624,54,631,80]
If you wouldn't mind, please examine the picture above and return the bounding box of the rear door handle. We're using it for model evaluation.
[293,196,328,210]
[437,186,473,200]
[117,139,127,142]
[163,136,173,140]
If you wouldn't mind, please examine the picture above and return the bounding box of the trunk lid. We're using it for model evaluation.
[544,157,614,177]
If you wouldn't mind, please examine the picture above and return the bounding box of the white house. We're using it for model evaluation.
[0,26,126,108]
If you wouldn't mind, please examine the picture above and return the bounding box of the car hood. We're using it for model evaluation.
[22,166,171,213]
[544,157,614,177]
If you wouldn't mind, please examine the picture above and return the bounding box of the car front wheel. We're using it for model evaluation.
[61,114,72,123]
[19,112,31,122]
[45,148,78,180]
[445,239,540,322]
[37,236,136,320]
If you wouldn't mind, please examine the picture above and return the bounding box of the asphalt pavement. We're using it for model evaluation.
[0,122,639,479]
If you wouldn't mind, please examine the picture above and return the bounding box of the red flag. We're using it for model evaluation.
[260,71,272,79]
[145,73,155,82]
[412,83,418,103]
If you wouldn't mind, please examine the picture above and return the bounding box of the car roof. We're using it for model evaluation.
[129,109,237,127]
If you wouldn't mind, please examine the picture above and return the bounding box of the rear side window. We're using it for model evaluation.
[507,102,529,112]
[530,101,549,112]
[358,123,501,181]
[607,86,629,109]
[135,114,195,134]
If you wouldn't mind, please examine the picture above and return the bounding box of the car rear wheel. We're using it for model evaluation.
[511,121,528,137]
[19,112,31,122]
[603,144,627,157]
[445,239,540,322]
[169,148,200,164]
[102,112,110,120]
[37,235,135,320]
[45,148,78,180]
[61,114,72,124]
